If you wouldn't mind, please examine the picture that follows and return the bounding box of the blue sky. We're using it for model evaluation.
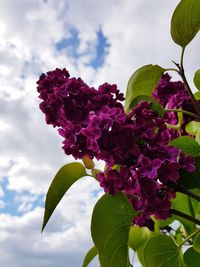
[55,27,109,68]
[0,177,44,215]
[0,0,200,266]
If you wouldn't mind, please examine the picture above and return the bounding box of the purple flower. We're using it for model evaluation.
[152,74,188,108]
[97,167,132,195]
[158,162,180,184]
[81,106,140,165]
[138,155,162,179]
[153,74,200,134]
[179,153,196,173]
[37,68,125,159]
[129,176,175,226]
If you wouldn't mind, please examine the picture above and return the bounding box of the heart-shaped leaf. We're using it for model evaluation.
[128,226,153,252]
[194,232,200,253]
[143,234,186,267]
[170,136,200,157]
[91,193,138,267]
[125,65,165,113]
[172,192,196,235]
[129,95,164,116]
[186,121,200,145]
[194,91,200,100]
[184,247,200,267]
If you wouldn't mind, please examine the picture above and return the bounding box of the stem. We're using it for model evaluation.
[178,186,200,202]
[180,47,185,70]
[164,109,200,119]
[179,71,200,115]
[178,228,200,247]
[171,209,200,226]
[177,48,200,116]
[165,123,179,130]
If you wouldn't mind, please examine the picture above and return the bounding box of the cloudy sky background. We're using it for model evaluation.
[0,0,200,266]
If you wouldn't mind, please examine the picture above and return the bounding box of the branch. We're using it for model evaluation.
[176,48,200,116]
[171,209,200,226]
[178,186,200,202]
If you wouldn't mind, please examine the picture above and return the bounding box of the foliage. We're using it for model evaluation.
[37,0,200,266]
[124,65,165,113]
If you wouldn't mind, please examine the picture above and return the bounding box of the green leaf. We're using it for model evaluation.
[133,231,159,267]
[82,246,98,267]
[171,0,200,47]
[194,91,200,100]
[180,157,200,189]
[186,121,200,145]
[137,245,147,267]
[128,226,153,251]
[194,69,200,91]
[191,188,200,217]
[172,192,196,235]
[170,136,200,157]
[124,65,165,113]
[185,121,200,136]
[42,162,87,232]
[195,198,200,220]
[91,193,138,267]
[136,233,162,267]
[152,216,174,228]
[194,232,200,253]
[129,95,164,116]
[143,234,186,267]
[184,247,200,267]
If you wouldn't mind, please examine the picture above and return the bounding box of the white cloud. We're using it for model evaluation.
[0,178,101,267]
[15,194,39,213]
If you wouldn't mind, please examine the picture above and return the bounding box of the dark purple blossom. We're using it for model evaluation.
[138,155,162,179]
[37,68,124,159]
[153,74,200,131]
[152,74,189,108]
[81,107,140,165]
[37,69,198,227]
[158,162,180,184]
[97,167,133,195]
[179,153,196,173]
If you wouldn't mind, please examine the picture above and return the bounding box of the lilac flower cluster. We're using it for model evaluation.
[37,68,124,159]
[153,74,199,127]
[37,69,196,227]
[96,101,195,225]
[153,74,190,109]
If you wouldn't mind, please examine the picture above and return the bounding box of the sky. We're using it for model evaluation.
[0,0,200,266]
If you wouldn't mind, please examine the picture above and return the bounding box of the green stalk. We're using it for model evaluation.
[164,109,200,119]
[178,228,200,247]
